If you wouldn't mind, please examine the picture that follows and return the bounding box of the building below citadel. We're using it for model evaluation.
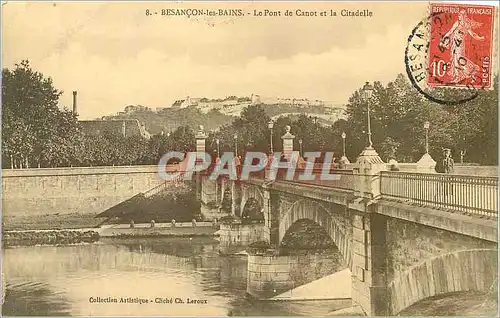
[79,119,151,139]
[71,91,151,139]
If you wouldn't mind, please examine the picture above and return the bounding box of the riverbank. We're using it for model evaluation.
[3,213,106,231]
[3,229,100,247]
[98,223,218,238]
[3,220,220,246]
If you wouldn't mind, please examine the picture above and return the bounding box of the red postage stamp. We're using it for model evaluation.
[428,3,495,89]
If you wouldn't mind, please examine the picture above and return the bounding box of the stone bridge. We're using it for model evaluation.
[201,165,497,315]
[196,130,498,315]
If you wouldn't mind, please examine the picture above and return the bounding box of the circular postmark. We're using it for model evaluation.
[405,10,488,105]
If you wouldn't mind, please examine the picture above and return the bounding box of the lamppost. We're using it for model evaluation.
[268,120,274,154]
[417,121,436,171]
[341,132,347,157]
[233,134,238,157]
[356,81,383,164]
[340,132,350,164]
[216,138,220,157]
[423,121,430,154]
[361,81,374,148]
[299,139,303,157]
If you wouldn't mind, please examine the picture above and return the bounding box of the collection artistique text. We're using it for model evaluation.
[88,297,208,304]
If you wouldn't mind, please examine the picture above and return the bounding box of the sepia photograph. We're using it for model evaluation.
[1,1,499,316]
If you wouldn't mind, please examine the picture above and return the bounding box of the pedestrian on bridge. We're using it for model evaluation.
[435,148,454,197]
[436,148,454,174]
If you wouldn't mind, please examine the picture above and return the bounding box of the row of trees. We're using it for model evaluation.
[2,61,497,168]
[1,61,200,168]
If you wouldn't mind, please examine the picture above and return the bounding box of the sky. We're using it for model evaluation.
[2,1,498,119]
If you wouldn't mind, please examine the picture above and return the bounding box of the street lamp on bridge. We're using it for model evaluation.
[299,139,303,157]
[361,81,374,149]
[424,121,430,154]
[233,134,238,157]
[268,120,274,154]
[356,81,383,164]
[216,138,220,158]
[417,120,436,171]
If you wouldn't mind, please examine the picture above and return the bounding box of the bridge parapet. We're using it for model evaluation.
[380,171,498,218]
[258,166,355,190]
[352,148,387,201]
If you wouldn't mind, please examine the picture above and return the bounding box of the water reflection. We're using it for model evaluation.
[4,280,71,316]
[2,237,348,316]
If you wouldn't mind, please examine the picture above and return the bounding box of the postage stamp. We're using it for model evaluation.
[428,3,495,89]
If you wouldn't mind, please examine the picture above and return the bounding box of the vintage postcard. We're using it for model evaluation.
[1,1,499,317]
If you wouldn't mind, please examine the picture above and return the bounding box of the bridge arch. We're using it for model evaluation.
[241,184,266,222]
[241,198,264,223]
[389,248,498,315]
[279,199,352,269]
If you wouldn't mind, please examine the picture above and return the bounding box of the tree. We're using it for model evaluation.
[231,104,271,153]
[2,60,80,168]
[342,73,498,163]
[170,125,195,152]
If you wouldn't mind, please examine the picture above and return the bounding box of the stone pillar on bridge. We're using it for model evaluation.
[261,184,280,246]
[281,125,295,159]
[416,152,437,173]
[196,126,221,220]
[231,180,242,217]
[195,125,207,201]
[353,147,386,200]
[350,146,390,315]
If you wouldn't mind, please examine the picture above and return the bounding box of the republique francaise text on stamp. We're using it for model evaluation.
[428,3,495,89]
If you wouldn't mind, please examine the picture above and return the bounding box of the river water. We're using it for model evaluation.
[3,237,497,316]
[2,237,349,316]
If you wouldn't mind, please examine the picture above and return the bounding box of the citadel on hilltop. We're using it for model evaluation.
[93,93,347,136]
[164,94,345,119]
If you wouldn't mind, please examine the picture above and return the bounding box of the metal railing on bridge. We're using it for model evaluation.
[380,171,498,218]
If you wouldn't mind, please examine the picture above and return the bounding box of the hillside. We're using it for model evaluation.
[101,103,345,134]
[102,106,232,134]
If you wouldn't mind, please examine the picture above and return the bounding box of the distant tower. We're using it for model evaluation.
[72,91,78,116]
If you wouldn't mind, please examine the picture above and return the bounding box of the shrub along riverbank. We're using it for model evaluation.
[3,229,100,247]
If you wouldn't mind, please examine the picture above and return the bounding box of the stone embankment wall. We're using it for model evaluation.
[2,165,165,217]
[3,230,99,247]
[218,222,266,253]
[247,252,344,298]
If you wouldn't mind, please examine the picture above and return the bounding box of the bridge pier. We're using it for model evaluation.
[247,252,343,299]
[350,147,390,315]
[195,126,226,221]
[218,220,267,254]
[200,176,226,220]
[262,186,280,246]
[231,180,242,217]
[350,205,389,315]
